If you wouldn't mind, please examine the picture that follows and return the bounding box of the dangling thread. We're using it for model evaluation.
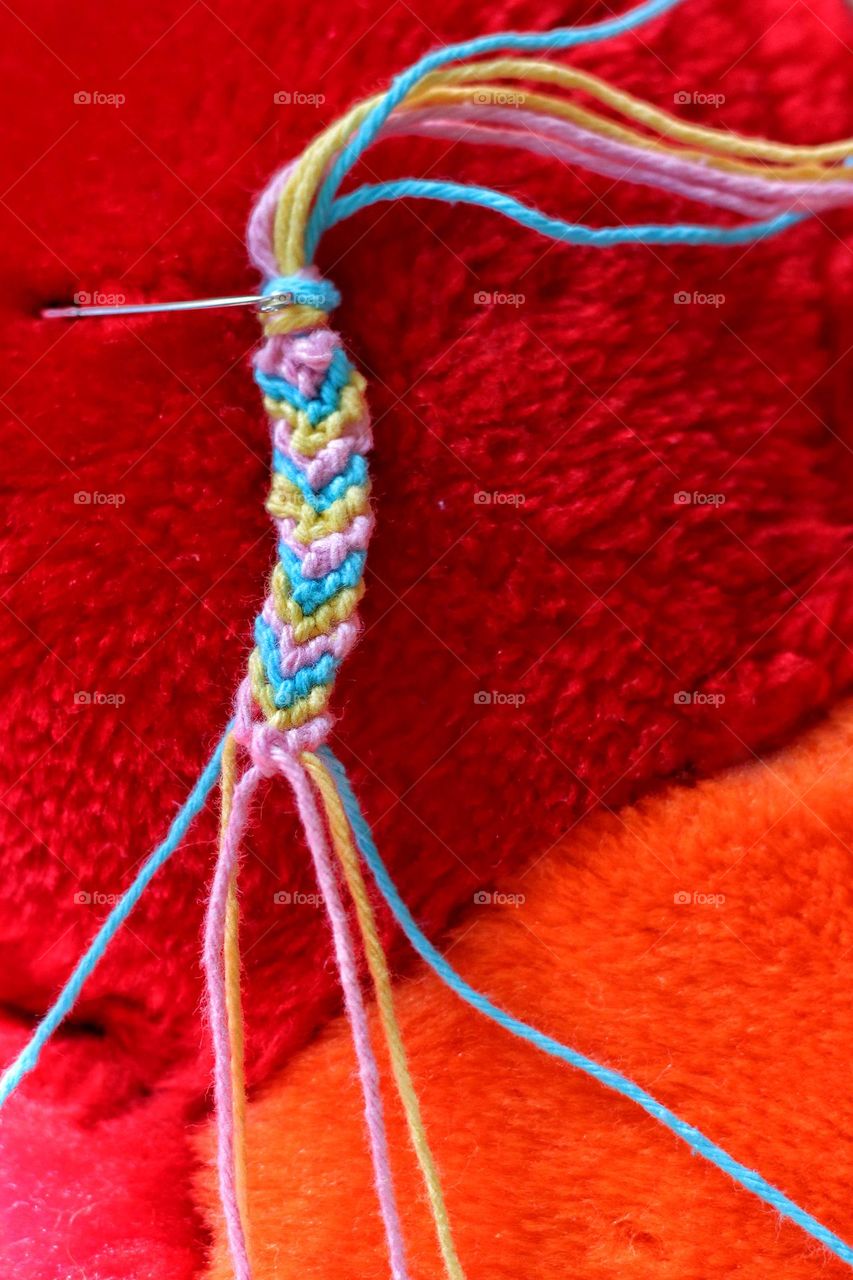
[424,58,853,168]
[328,179,802,247]
[221,735,251,1266]
[302,0,848,259]
[303,0,690,255]
[0,726,231,1107]
[317,746,853,1270]
[304,751,466,1280]
[273,752,411,1280]
[384,105,851,218]
[203,752,260,1280]
[274,73,849,277]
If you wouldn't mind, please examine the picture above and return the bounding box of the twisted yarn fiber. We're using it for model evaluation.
[235,275,372,763]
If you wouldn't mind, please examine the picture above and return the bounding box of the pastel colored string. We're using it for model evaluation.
[304,751,466,1280]
[255,93,851,283]
[203,756,260,1280]
[250,104,852,288]
[275,752,411,1280]
[318,746,853,1270]
[389,102,853,214]
[205,259,413,1275]
[305,0,691,255]
[221,735,252,1267]
[304,0,850,259]
[400,109,772,214]
[431,58,853,169]
[328,179,803,247]
[0,726,231,1108]
[275,80,851,274]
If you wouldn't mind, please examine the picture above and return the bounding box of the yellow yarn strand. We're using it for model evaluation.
[263,373,368,456]
[440,57,853,166]
[266,478,371,540]
[220,733,252,1262]
[419,83,849,182]
[304,752,467,1280]
[249,647,335,727]
[275,91,388,270]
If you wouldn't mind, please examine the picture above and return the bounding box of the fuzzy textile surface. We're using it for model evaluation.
[0,0,852,1276]
[197,701,853,1280]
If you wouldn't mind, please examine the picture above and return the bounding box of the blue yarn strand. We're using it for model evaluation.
[328,179,803,249]
[254,346,353,422]
[262,273,342,311]
[306,0,689,257]
[319,745,853,1270]
[0,728,230,1110]
[272,450,368,510]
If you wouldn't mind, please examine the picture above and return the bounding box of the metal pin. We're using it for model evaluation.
[41,291,293,320]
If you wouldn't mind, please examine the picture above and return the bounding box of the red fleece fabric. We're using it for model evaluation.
[0,0,851,1276]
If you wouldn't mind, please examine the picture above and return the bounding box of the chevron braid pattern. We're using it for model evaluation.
[235,273,373,766]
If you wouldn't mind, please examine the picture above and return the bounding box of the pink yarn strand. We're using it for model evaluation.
[277,754,411,1280]
[387,105,853,216]
[247,110,853,282]
[203,764,261,1280]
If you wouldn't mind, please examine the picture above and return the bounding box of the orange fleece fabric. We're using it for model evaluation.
[196,703,853,1279]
